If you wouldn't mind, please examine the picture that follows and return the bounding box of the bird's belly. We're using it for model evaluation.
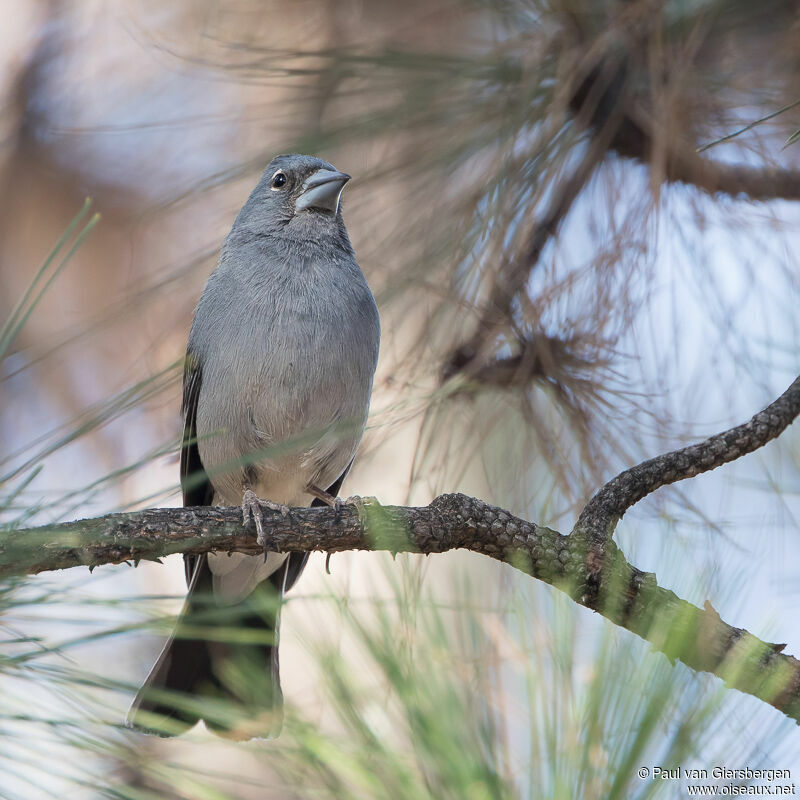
[195,281,374,516]
[198,356,367,497]
[248,467,315,508]
[207,551,288,601]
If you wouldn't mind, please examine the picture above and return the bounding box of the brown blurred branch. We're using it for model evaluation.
[444,48,800,389]
[569,54,800,201]
[607,108,800,201]
[3,376,800,722]
[449,333,601,391]
[443,140,607,382]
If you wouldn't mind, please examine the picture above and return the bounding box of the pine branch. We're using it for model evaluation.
[443,140,606,382]
[2,491,799,722]
[568,55,800,202]
[2,376,799,723]
[574,374,800,543]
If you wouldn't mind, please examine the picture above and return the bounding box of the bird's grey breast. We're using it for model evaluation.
[189,238,380,503]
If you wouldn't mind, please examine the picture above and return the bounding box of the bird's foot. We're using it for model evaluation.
[305,486,377,576]
[241,489,290,556]
[339,494,371,516]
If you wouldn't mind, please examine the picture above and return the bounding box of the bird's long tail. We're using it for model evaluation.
[128,555,287,740]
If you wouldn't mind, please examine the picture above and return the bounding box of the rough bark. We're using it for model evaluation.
[1,376,799,723]
[2,491,799,722]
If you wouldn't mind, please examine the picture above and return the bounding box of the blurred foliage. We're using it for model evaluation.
[2,550,794,799]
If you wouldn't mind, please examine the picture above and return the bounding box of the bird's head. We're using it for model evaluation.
[231,154,352,246]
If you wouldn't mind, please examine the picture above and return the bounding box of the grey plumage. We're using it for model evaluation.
[129,154,380,739]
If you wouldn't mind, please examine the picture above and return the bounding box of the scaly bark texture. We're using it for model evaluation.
[1,377,799,723]
[0,491,799,722]
[574,374,800,543]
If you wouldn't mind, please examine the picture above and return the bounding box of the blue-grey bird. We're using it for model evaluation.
[128,154,380,739]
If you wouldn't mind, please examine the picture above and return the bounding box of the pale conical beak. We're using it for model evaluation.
[295,168,350,215]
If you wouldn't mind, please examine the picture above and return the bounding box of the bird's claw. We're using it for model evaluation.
[241,489,290,557]
[331,494,378,522]
[327,493,369,521]
[342,495,374,516]
[333,496,345,522]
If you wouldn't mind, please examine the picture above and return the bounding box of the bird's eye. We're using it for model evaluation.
[270,172,287,190]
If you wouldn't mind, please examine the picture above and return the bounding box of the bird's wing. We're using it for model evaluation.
[180,351,213,507]
[180,352,214,587]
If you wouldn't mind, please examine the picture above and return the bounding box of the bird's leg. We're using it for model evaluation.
[306,482,350,521]
[305,483,372,519]
[306,484,377,575]
[305,483,337,506]
[241,488,290,555]
[307,483,346,576]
